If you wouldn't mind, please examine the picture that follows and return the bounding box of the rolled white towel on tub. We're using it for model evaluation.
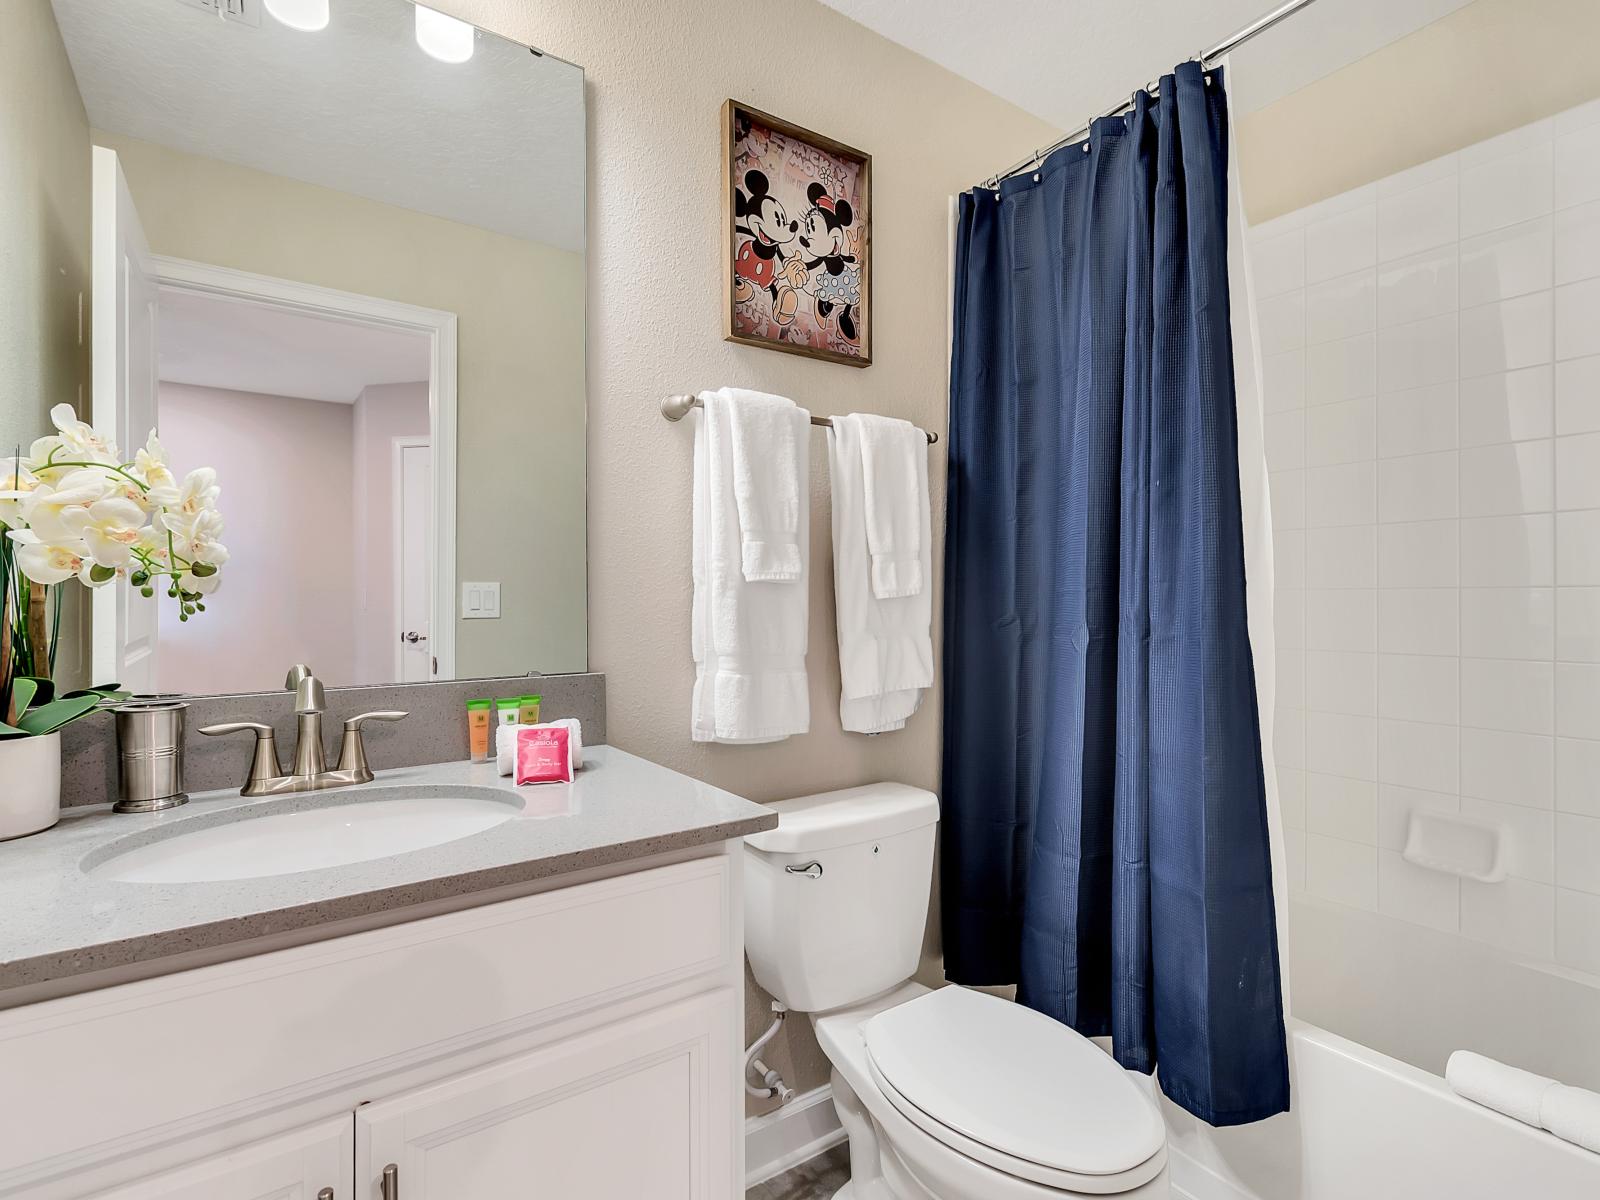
[1542,1084,1600,1155]
[1445,1051,1555,1128]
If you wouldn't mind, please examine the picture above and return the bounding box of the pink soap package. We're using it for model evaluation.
[514,724,573,786]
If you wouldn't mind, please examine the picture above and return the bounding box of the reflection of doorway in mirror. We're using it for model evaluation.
[95,249,460,695]
[392,437,433,683]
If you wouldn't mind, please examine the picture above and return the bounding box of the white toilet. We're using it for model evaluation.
[744,784,1170,1200]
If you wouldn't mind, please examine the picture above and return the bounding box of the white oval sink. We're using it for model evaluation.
[87,786,523,883]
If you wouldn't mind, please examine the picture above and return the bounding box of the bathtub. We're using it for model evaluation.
[1158,1021,1600,1199]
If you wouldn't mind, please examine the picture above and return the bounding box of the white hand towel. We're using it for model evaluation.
[828,414,933,734]
[707,387,806,582]
[1445,1051,1556,1128]
[1541,1084,1600,1155]
[856,413,926,599]
[691,391,809,743]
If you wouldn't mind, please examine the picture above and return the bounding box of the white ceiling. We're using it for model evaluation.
[52,0,585,251]
[158,288,431,403]
[819,0,1475,141]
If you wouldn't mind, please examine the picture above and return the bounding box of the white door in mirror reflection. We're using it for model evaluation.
[90,147,160,694]
[395,437,433,682]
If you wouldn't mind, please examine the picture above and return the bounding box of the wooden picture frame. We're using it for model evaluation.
[722,99,872,367]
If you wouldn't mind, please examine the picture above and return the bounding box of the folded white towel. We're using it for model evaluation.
[1446,1051,1557,1129]
[496,719,584,777]
[691,391,809,743]
[706,387,806,582]
[855,413,925,599]
[828,413,933,734]
[1542,1084,1600,1155]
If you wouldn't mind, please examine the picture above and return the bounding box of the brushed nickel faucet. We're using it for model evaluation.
[200,664,408,797]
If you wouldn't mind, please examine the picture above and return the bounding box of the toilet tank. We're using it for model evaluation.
[744,783,939,1013]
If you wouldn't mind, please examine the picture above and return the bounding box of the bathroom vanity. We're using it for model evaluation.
[0,749,775,1199]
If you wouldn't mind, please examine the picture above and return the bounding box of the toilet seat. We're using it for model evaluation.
[862,987,1167,1194]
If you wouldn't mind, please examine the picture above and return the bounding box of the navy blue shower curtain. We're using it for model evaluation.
[940,63,1288,1126]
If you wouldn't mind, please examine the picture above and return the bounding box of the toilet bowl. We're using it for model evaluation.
[744,784,1170,1200]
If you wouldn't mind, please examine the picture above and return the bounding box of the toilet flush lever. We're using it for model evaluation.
[785,861,823,878]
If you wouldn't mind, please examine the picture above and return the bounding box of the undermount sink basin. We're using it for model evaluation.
[86,786,524,884]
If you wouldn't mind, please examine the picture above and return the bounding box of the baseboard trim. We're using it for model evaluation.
[1167,1144,1260,1200]
[744,1084,847,1188]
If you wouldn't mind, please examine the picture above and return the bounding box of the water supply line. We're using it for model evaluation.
[744,1000,796,1103]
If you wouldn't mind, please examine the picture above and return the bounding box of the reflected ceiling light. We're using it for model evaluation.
[263,0,329,32]
[415,5,475,64]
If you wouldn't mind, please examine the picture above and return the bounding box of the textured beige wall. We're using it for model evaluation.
[0,0,92,689]
[93,131,589,683]
[427,0,1058,1111]
[1238,0,1600,222]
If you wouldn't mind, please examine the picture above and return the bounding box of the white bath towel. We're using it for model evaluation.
[1446,1051,1556,1129]
[828,413,933,734]
[706,387,806,582]
[691,391,809,742]
[856,414,927,599]
[1541,1084,1600,1155]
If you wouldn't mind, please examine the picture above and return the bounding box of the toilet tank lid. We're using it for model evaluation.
[745,783,938,854]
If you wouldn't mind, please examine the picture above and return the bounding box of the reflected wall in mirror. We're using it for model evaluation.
[1,0,587,696]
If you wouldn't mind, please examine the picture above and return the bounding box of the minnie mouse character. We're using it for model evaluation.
[796,182,861,343]
[733,170,801,326]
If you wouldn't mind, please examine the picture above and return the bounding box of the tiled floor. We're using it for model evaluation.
[746,1143,851,1200]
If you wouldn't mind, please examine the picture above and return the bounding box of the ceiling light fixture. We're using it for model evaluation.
[415,5,475,64]
[263,0,329,32]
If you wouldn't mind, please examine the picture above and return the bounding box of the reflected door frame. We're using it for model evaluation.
[115,257,458,684]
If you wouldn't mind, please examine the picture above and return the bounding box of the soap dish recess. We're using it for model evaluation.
[1401,810,1508,883]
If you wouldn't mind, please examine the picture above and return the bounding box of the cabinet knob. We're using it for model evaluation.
[380,1163,399,1200]
[317,1190,334,1200]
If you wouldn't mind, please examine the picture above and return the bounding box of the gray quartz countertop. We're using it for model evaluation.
[0,747,775,1005]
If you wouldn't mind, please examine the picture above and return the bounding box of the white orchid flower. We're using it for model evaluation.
[15,469,110,543]
[133,431,175,492]
[47,402,119,464]
[175,566,223,596]
[6,530,103,587]
[0,462,39,529]
[149,466,219,519]
[79,497,148,568]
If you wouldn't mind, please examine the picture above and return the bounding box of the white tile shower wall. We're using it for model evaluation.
[1253,102,1600,975]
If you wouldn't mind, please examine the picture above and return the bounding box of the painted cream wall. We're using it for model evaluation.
[428,0,1059,1110]
[1238,0,1600,223]
[92,131,588,682]
[157,384,358,694]
[0,0,92,690]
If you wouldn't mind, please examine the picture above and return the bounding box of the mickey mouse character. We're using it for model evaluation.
[733,170,801,326]
[797,182,861,344]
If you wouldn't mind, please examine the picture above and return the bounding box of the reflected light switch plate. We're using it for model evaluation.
[462,581,501,619]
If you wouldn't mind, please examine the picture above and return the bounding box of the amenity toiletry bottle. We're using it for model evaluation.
[519,694,542,724]
[496,698,520,729]
[467,699,492,762]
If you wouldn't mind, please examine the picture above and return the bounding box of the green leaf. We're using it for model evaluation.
[16,675,54,709]
[8,677,38,717]
[0,721,31,741]
[16,693,104,736]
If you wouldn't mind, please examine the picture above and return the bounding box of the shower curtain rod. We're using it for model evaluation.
[982,0,1324,188]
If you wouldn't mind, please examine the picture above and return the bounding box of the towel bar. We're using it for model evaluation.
[661,394,938,444]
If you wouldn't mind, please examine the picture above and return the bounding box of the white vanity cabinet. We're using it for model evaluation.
[0,850,744,1200]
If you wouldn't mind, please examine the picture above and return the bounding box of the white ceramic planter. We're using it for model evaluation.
[0,732,62,840]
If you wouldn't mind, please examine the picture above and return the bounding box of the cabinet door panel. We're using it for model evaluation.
[356,990,735,1199]
[90,1118,351,1200]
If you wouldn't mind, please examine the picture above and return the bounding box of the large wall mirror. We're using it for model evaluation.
[3,0,586,696]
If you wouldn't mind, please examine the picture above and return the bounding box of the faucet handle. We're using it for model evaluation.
[344,710,409,731]
[335,711,409,781]
[199,721,284,793]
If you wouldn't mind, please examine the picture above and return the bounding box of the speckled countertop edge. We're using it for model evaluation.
[0,747,775,999]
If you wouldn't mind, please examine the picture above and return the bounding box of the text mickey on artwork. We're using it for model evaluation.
[724,101,871,366]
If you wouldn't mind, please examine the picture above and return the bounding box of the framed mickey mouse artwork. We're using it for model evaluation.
[722,100,872,367]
